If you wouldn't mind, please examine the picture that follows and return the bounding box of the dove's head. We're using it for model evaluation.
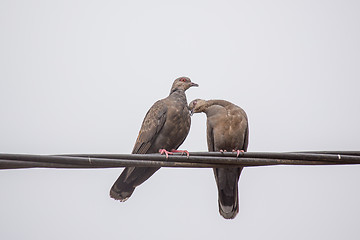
[170,77,199,94]
[188,99,207,116]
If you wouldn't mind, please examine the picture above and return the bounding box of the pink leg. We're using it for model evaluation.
[171,149,189,157]
[159,149,173,159]
[232,149,244,157]
[219,149,227,153]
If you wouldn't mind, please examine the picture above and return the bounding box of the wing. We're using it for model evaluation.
[237,107,249,152]
[206,120,215,152]
[132,99,168,154]
[242,124,249,152]
[110,99,167,201]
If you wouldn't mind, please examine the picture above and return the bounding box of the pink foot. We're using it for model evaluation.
[219,149,227,153]
[171,149,190,157]
[159,149,173,159]
[232,149,244,157]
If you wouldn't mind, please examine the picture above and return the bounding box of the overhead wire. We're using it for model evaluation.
[0,151,359,170]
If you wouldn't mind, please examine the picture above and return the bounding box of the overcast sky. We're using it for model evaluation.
[1,0,360,239]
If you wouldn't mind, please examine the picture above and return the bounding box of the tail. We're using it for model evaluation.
[110,167,160,201]
[213,167,243,219]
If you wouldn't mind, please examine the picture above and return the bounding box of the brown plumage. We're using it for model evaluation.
[110,77,198,201]
[189,99,249,219]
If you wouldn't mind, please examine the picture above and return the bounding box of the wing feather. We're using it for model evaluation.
[132,100,167,154]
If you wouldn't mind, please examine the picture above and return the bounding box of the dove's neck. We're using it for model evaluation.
[169,89,187,104]
[203,100,229,117]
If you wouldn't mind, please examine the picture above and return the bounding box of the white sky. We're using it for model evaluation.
[1,0,360,239]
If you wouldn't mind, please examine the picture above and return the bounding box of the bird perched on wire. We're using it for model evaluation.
[110,77,198,201]
[188,99,249,219]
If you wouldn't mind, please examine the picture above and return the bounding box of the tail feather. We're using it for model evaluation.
[214,167,242,219]
[218,187,239,219]
[110,167,160,201]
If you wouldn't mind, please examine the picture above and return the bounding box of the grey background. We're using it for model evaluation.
[1,0,360,239]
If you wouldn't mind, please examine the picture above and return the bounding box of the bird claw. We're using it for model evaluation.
[171,149,190,157]
[219,150,227,153]
[232,149,244,157]
[159,149,173,159]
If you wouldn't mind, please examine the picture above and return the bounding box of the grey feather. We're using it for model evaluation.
[110,77,198,201]
[189,99,249,219]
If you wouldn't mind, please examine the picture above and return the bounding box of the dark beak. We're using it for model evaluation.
[190,82,199,87]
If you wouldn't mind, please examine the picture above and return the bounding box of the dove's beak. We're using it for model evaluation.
[190,82,199,87]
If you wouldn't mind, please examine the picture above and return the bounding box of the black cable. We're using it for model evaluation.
[0,151,359,170]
